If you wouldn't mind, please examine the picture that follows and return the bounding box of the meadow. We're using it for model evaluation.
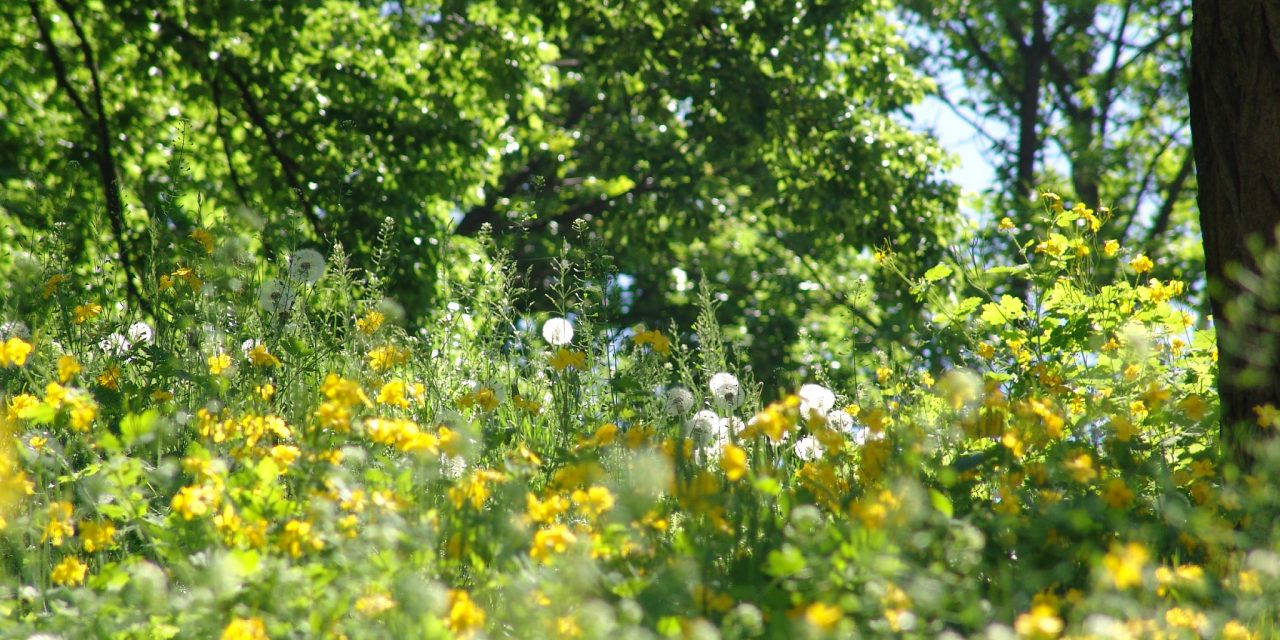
[1,195,1277,639]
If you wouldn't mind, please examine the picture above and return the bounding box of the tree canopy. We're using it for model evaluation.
[2,0,962,381]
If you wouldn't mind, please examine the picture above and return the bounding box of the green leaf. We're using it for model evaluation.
[980,295,1026,325]
[754,476,782,496]
[924,263,953,282]
[22,403,56,425]
[929,489,954,518]
[765,545,807,578]
[120,409,159,447]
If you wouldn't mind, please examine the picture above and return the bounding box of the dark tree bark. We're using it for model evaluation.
[1189,0,1280,468]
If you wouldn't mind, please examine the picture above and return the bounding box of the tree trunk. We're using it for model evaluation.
[1189,0,1280,469]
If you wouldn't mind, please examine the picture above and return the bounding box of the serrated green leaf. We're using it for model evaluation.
[924,263,953,282]
[980,295,1026,325]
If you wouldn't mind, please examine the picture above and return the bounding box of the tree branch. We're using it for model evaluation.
[33,0,148,312]
[1141,147,1195,253]
[153,15,325,240]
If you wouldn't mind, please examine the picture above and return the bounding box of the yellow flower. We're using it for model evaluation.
[43,273,67,298]
[526,492,569,524]
[804,602,842,630]
[445,589,486,637]
[42,501,75,546]
[377,380,410,408]
[320,373,370,408]
[1103,239,1120,257]
[356,310,385,335]
[1035,234,1069,257]
[1063,452,1097,484]
[751,402,795,443]
[998,217,1016,231]
[97,365,121,390]
[1165,607,1206,631]
[1102,542,1149,589]
[367,345,409,372]
[1254,404,1280,429]
[875,366,893,384]
[277,519,323,557]
[1101,478,1135,509]
[269,445,301,467]
[68,394,98,431]
[549,348,587,372]
[80,520,116,552]
[721,443,748,481]
[208,353,232,375]
[555,615,582,638]
[220,617,269,640]
[50,556,88,586]
[355,589,396,616]
[73,303,103,325]
[247,344,282,368]
[571,485,615,518]
[56,355,81,382]
[1222,620,1256,640]
[190,228,215,254]
[632,328,672,355]
[255,383,275,401]
[530,524,577,564]
[171,484,219,520]
[1,337,33,367]
[1129,254,1154,274]
[1014,603,1063,639]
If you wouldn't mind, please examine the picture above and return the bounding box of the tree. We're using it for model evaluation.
[1189,0,1280,467]
[902,0,1196,264]
[1,0,958,382]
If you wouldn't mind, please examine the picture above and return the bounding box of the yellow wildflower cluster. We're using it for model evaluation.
[159,266,203,292]
[367,344,409,372]
[632,327,672,354]
[363,417,439,454]
[1,336,33,367]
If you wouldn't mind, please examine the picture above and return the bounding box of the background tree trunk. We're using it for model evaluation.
[1189,0,1280,468]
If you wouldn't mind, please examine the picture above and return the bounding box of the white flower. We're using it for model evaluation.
[794,435,822,461]
[98,333,132,356]
[825,409,855,434]
[127,321,154,345]
[688,410,720,439]
[258,279,297,317]
[798,383,835,420]
[287,248,326,284]
[662,386,695,416]
[689,411,733,461]
[542,317,574,346]
[708,372,742,408]
[849,426,883,446]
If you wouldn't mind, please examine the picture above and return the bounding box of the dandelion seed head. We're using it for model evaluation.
[708,372,742,408]
[799,383,835,418]
[662,386,695,415]
[825,409,855,433]
[794,435,822,461]
[99,332,132,356]
[288,248,327,284]
[259,279,297,317]
[542,317,574,346]
[127,321,154,345]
